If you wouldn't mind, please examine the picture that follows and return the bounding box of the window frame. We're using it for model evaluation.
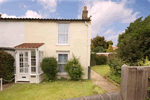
[57,23,70,45]
[56,52,70,74]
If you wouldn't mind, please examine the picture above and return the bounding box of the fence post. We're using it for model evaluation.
[0,78,2,91]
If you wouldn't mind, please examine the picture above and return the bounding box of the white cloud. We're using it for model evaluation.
[37,0,60,13]
[23,10,42,18]
[19,4,27,9]
[78,0,139,38]
[102,28,115,35]
[0,0,8,3]
[1,10,42,18]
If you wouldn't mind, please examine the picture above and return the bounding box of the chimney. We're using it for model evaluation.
[0,14,1,18]
[82,6,88,19]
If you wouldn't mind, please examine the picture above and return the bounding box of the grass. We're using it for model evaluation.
[0,80,105,100]
[91,65,110,76]
[92,65,120,88]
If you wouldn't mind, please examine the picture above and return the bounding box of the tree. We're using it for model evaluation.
[91,35,108,49]
[94,46,105,53]
[117,15,150,65]
[107,40,113,48]
[107,45,114,52]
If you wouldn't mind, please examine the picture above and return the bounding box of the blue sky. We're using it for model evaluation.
[0,0,150,46]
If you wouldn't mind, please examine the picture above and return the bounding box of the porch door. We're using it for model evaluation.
[18,51,30,81]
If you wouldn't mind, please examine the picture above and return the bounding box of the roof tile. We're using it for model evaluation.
[14,43,44,48]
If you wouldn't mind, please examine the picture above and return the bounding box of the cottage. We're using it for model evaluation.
[0,6,92,83]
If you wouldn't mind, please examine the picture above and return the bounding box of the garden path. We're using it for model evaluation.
[91,69,120,93]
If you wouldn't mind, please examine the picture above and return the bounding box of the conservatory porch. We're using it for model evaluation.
[14,43,44,83]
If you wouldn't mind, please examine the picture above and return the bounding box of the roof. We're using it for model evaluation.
[113,47,118,50]
[14,43,44,48]
[0,47,15,51]
[0,18,91,22]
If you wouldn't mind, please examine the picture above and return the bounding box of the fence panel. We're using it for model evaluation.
[121,65,150,100]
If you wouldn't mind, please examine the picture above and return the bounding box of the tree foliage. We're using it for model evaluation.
[0,51,14,83]
[91,35,113,53]
[91,35,108,49]
[107,45,114,52]
[41,57,58,81]
[94,46,105,53]
[64,54,84,80]
[117,15,150,65]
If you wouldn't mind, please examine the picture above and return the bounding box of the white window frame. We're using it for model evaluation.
[57,23,70,45]
[56,52,70,75]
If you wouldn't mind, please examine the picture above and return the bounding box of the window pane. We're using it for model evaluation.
[25,58,28,62]
[25,68,28,73]
[58,64,65,72]
[58,54,68,63]
[31,51,36,58]
[31,62,36,66]
[58,34,68,43]
[31,67,36,72]
[58,24,68,33]
[25,52,28,57]
[20,68,23,73]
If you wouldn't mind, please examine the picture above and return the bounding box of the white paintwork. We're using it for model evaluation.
[38,45,44,51]
[0,22,25,47]
[17,50,30,81]
[35,49,39,83]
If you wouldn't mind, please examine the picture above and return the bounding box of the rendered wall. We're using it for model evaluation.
[24,21,91,79]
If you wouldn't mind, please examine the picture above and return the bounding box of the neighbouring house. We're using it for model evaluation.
[0,47,15,58]
[0,6,91,83]
[113,47,118,50]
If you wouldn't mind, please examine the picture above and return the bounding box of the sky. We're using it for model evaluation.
[0,0,150,47]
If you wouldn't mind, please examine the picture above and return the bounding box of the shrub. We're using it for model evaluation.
[94,46,105,53]
[107,45,114,52]
[64,55,84,80]
[90,53,96,66]
[108,73,121,84]
[0,51,15,83]
[41,57,58,81]
[108,54,123,77]
[95,55,107,65]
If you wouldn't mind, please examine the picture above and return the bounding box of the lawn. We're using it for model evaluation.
[91,65,110,76]
[91,65,121,87]
[0,80,105,100]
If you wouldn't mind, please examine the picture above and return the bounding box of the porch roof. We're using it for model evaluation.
[14,43,44,49]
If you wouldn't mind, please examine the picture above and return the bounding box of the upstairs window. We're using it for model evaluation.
[58,24,69,44]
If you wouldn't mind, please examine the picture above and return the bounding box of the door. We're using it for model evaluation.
[17,51,30,81]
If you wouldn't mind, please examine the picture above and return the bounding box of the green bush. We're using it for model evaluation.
[0,51,15,83]
[95,55,107,65]
[108,54,123,77]
[107,45,114,52]
[90,53,96,66]
[94,46,105,53]
[108,73,121,84]
[41,57,58,81]
[64,55,84,80]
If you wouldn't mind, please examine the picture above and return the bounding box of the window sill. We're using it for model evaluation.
[57,72,67,75]
[56,44,70,46]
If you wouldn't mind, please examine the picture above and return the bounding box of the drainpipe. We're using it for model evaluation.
[85,21,90,79]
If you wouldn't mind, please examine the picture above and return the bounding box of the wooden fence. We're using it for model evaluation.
[121,65,150,100]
